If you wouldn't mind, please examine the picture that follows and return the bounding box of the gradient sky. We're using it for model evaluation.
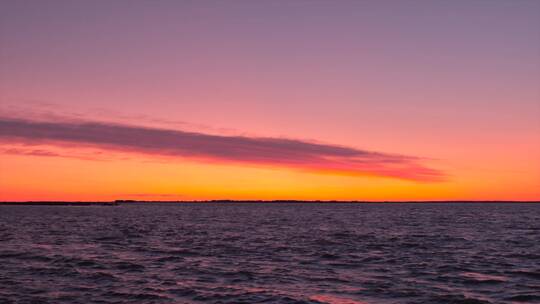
[1,0,539,201]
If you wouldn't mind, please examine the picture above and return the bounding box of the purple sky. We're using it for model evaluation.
[1,0,539,200]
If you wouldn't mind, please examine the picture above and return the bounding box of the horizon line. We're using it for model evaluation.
[1,200,539,204]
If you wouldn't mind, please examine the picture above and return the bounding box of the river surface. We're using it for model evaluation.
[0,203,539,304]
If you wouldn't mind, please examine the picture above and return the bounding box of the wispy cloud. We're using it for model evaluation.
[0,117,444,181]
[1,147,61,157]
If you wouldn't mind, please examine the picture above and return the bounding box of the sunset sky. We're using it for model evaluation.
[1,0,539,201]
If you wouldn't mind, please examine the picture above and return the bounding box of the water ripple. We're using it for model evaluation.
[0,203,539,303]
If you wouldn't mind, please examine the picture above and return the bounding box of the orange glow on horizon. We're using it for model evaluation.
[1,141,538,202]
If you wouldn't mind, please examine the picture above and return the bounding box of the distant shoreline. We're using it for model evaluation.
[0,200,539,206]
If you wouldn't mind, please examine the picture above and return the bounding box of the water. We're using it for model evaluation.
[0,203,539,304]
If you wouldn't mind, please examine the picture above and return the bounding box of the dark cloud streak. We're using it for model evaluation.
[0,117,444,181]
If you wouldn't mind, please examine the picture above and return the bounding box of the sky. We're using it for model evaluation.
[1,0,539,201]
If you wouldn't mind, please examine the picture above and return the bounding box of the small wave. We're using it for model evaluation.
[113,261,145,272]
[310,294,370,304]
[508,270,540,279]
[505,294,540,302]
[461,272,508,283]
